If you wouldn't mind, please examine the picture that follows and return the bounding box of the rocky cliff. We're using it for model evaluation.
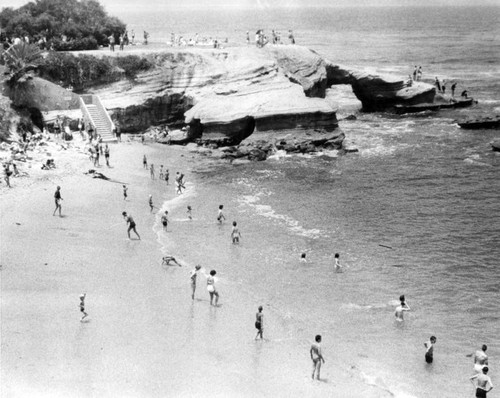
[3,45,438,144]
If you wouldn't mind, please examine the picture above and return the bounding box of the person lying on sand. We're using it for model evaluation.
[162,256,182,267]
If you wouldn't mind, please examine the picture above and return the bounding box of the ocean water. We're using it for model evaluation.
[119,6,500,397]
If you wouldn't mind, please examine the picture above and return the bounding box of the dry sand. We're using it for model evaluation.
[1,135,392,397]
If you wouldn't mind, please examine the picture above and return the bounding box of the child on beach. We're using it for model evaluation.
[217,205,225,224]
[123,185,128,200]
[255,306,264,340]
[187,205,192,220]
[190,265,202,299]
[122,211,141,240]
[231,221,241,243]
[424,336,437,364]
[161,211,169,231]
[149,195,154,212]
[79,293,88,322]
[206,270,219,306]
[53,186,63,216]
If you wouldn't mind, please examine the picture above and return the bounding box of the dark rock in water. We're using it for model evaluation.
[457,115,500,130]
[248,148,268,161]
[342,114,357,121]
[492,140,500,152]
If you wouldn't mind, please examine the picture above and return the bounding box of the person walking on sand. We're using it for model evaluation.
[123,185,128,200]
[149,194,154,212]
[122,211,141,240]
[161,210,169,231]
[79,293,88,321]
[207,270,219,306]
[165,169,169,185]
[143,154,148,169]
[150,164,155,180]
[104,144,110,167]
[231,221,241,243]
[53,186,63,216]
[424,336,437,364]
[217,205,226,224]
[190,265,202,299]
[310,335,325,380]
[187,205,192,220]
[255,306,264,340]
[470,367,493,398]
[395,294,411,321]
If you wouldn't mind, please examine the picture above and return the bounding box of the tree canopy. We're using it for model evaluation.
[0,0,126,50]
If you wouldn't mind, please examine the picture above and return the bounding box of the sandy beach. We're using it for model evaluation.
[1,134,396,398]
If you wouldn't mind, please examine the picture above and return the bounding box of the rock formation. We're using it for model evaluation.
[3,45,439,144]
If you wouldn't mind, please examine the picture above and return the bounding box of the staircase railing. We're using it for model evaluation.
[79,94,115,139]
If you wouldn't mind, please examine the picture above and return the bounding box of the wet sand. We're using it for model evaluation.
[1,137,392,397]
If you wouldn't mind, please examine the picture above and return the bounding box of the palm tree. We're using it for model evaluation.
[2,41,42,85]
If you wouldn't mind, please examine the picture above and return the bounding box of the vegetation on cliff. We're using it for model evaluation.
[0,0,126,51]
[38,53,154,92]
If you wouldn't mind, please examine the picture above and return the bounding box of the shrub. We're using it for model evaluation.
[115,55,154,78]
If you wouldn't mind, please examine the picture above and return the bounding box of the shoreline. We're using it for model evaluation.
[1,135,395,397]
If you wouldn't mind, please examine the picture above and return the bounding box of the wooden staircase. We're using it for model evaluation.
[79,95,116,142]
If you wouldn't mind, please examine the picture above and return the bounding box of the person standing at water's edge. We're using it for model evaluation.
[310,335,325,380]
[424,336,436,364]
[190,265,201,300]
[395,294,410,321]
[207,270,219,306]
[53,186,63,216]
[470,367,493,398]
[79,294,88,322]
[123,185,128,200]
[122,211,141,240]
[255,306,264,340]
[161,211,169,231]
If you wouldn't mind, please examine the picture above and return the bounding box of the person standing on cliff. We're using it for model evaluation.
[451,82,457,98]
[412,65,417,81]
[417,66,422,81]
[108,35,115,51]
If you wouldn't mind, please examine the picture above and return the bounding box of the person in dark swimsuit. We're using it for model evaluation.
[122,211,141,239]
[255,306,264,340]
[53,186,63,216]
[79,293,88,321]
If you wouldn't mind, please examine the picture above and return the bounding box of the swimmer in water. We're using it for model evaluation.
[161,211,169,231]
[300,253,307,262]
[334,253,342,271]
[395,294,410,321]
[424,336,437,364]
[473,345,489,374]
[231,221,241,243]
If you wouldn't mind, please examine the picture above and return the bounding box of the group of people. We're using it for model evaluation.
[395,294,493,396]
[251,29,296,48]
